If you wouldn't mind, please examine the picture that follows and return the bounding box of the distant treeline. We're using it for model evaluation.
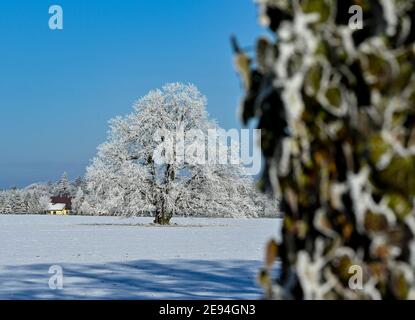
[0,172,280,218]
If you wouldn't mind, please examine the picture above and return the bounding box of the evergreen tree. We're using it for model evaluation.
[54,172,74,197]
[11,189,26,213]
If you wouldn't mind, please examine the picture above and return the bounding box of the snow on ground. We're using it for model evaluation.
[0,215,281,299]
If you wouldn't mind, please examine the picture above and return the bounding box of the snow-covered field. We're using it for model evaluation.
[0,215,281,299]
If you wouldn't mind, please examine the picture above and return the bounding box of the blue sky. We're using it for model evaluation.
[0,0,263,188]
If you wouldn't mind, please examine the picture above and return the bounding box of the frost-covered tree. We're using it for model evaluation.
[73,176,87,192]
[234,0,415,299]
[10,189,26,214]
[86,83,272,224]
[25,183,51,213]
[0,182,51,214]
[0,191,13,214]
[72,187,92,215]
[53,172,75,197]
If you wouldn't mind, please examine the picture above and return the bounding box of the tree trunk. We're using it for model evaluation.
[153,208,171,225]
[152,163,174,225]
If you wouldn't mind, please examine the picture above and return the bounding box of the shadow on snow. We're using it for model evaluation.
[0,259,264,300]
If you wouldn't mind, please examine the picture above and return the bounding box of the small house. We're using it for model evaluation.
[47,203,69,215]
[47,196,72,215]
